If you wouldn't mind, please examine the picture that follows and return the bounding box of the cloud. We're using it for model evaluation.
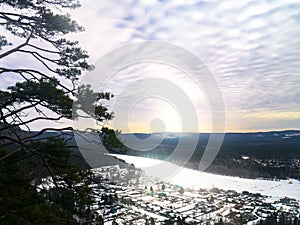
[70,0,300,131]
[1,0,300,132]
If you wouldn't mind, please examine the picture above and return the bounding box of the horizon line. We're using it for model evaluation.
[120,129,300,135]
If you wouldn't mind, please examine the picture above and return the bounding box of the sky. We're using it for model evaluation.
[1,0,300,133]
[68,0,300,133]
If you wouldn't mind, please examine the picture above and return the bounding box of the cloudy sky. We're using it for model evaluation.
[66,0,300,133]
[2,0,300,133]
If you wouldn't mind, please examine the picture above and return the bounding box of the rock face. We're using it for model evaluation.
[0,122,29,147]
[71,131,128,169]
[0,123,128,170]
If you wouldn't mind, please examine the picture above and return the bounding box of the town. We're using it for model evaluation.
[88,164,300,225]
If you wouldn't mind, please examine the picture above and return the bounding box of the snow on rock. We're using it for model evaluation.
[109,154,300,200]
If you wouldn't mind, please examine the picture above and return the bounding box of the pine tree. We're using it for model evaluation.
[150,186,154,196]
[0,1,118,223]
[150,217,155,225]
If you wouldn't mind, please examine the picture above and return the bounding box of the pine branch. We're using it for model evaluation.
[0,30,33,59]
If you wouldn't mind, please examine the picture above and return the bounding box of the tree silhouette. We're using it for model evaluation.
[150,217,155,225]
[179,186,184,195]
[150,186,154,196]
[162,183,166,191]
[0,0,116,223]
[0,0,114,149]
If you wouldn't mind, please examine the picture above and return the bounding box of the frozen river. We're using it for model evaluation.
[110,154,300,200]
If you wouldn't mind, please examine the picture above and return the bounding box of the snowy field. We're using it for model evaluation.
[109,154,300,200]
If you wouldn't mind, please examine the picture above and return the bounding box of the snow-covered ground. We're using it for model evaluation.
[109,154,300,200]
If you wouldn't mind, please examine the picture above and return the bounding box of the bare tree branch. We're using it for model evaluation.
[2,101,41,120]
[0,30,33,59]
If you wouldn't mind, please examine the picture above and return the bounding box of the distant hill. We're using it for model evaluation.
[119,131,300,180]
[26,130,300,162]
[122,130,300,160]
[3,129,299,179]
